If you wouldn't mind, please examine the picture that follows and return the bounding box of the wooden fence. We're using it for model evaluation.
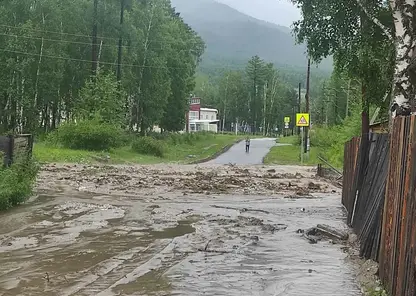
[342,115,416,296]
[351,133,389,261]
[0,134,33,166]
[379,116,416,296]
[342,137,361,223]
[342,134,389,261]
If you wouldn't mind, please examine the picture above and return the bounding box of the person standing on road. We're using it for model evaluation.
[245,137,250,153]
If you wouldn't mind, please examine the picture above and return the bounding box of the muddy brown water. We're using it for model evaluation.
[0,190,361,296]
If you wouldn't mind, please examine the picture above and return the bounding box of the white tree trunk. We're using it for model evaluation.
[34,12,45,111]
[97,39,103,70]
[133,4,154,130]
[390,0,415,117]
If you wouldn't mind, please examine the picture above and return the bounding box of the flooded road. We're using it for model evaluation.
[0,164,361,295]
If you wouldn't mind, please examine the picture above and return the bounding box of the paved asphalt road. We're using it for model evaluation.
[206,137,288,165]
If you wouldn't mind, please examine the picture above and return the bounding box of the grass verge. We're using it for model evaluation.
[263,135,318,165]
[34,134,243,164]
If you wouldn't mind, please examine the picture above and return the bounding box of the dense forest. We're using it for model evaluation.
[0,0,204,134]
[194,56,298,133]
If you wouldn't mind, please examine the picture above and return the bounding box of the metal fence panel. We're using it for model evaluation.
[379,116,416,296]
[0,134,33,166]
[342,137,361,222]
[352,133,389,261]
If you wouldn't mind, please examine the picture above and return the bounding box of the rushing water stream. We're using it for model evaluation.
[0,192,361,295]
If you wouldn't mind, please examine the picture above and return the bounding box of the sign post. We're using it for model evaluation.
[284,116,290,136]
[296,113,310,164]
[300,127,304,164]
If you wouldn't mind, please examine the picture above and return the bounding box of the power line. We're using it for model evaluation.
[0,48,194,70]
[0,31,202,54]
[0,24,206,46]
[0,31,252,59]
[0,32,138,51]
[0,24,122,42]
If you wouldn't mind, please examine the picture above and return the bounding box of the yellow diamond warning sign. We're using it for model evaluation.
[296,113,310,127]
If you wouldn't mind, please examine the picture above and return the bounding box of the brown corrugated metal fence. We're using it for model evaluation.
[352,133,389,261]
[379,116,416,296]
[342,116,416,296]
[342,136,361,220]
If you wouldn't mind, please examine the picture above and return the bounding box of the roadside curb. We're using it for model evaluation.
[190,139,243,164]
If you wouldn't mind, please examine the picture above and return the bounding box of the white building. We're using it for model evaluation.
[188,107,219,133]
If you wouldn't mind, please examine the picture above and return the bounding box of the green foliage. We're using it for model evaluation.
[0,0,204,134]
[292,0,395,110]
[35,133,241,164]
[0,159,39,211]
[142,131,215,150]
[310,104,362,167]
[168,131,214,145]
[264,145,318,165]
[78,71,125,125]
[278,135,300,145]
[50,119,125,151]
[132,137,166,157]
[367,287,388,296]
[196,56,299,136]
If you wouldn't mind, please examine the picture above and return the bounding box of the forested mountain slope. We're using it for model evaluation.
[171,0,332,75]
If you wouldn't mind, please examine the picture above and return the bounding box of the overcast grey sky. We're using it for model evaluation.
[215,0,301,27]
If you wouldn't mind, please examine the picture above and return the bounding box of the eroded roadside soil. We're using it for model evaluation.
[0,163,362,295]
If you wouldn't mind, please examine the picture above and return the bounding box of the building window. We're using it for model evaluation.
[211,115,214,120]
[189,111,198,120]
[205,115,208,119]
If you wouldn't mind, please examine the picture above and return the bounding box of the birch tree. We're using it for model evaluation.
[0,0,204,133]
[389,0,415,117]
[291,0,399,118]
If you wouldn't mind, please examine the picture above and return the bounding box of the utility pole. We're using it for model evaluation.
[298,82,301,135]
[304,58,311,156]
[322,81,326,124]
[117,0,125,85]
[263,82,267,136]
[92,0,99,76]
[222,74,229,133]
[292,106,295,135]
[346,79,351,118]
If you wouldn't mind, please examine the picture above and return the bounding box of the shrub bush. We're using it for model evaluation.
[310,111,361,168]
[50,120,124,151]
[0,159,39,211]
[168,131,215,145]
[132,136,165,157]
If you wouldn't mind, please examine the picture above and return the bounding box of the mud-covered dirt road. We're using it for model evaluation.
[0,163,361,295]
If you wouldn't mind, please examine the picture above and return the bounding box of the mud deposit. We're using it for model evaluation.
[0,164,361,295]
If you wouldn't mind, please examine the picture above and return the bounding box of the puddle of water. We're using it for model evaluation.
[149,221,195,239]
[113,267,173,295]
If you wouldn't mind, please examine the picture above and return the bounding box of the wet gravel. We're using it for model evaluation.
[0,163,362,295]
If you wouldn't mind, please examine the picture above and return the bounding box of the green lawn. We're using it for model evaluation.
[34,134,243,164]
[277,135,300,145]
[264,135,318,166]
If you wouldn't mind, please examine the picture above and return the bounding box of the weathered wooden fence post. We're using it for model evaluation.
[7,134,14,166]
